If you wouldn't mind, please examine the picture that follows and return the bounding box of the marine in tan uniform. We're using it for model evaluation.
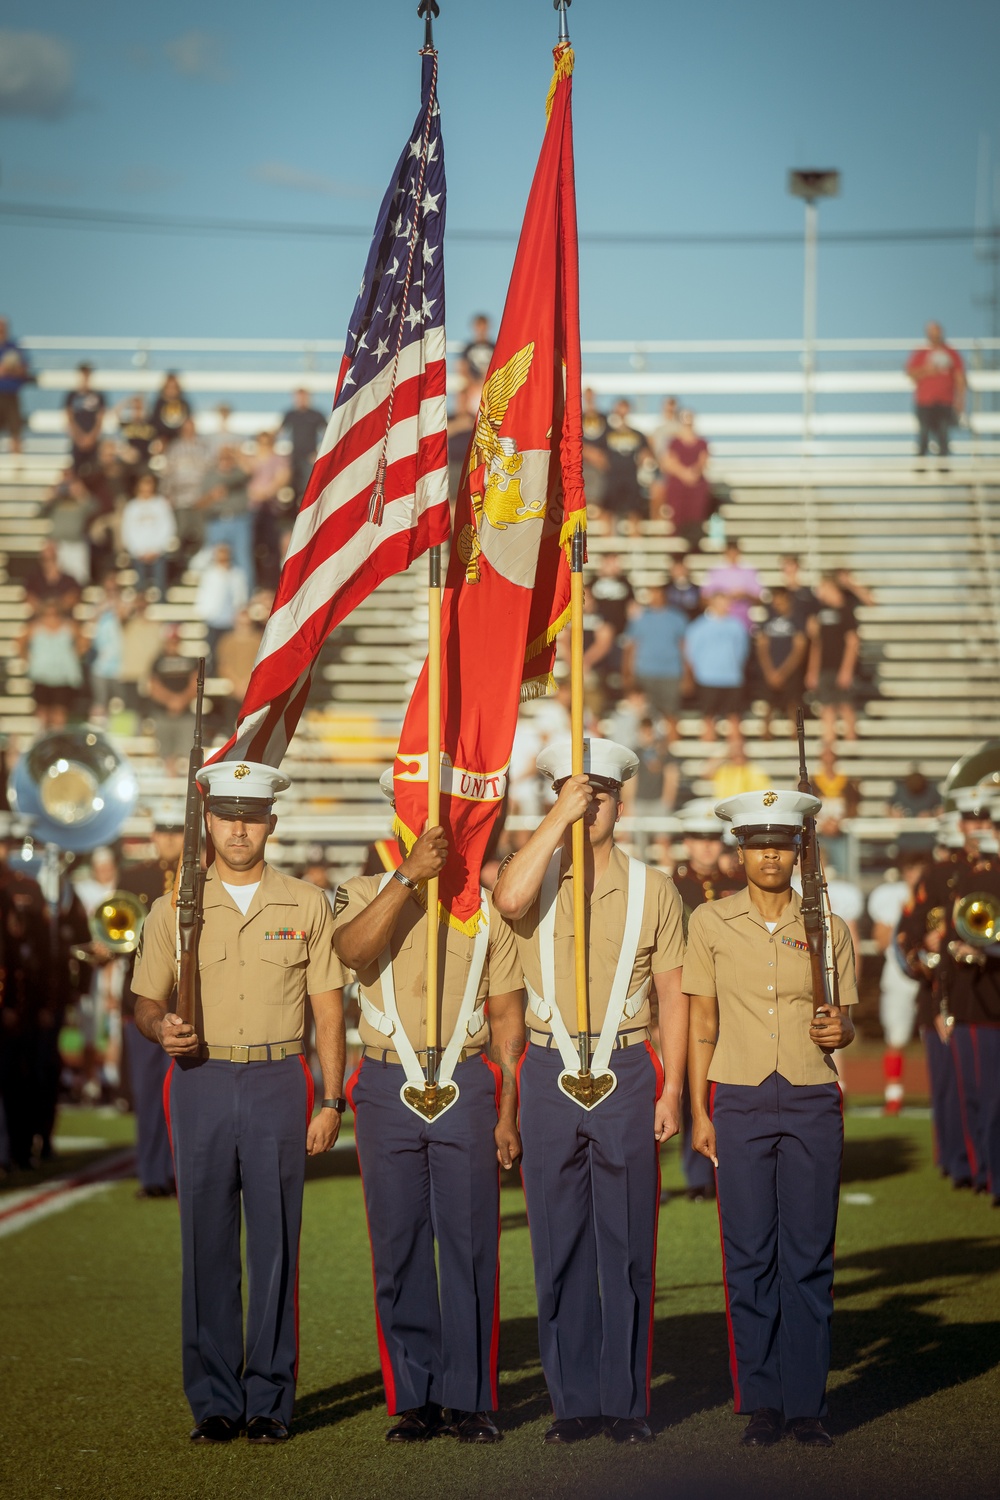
[132,760,345,1446]
[333,778,524,1444]
[684,789,856,1449]
[492,736,686,1446]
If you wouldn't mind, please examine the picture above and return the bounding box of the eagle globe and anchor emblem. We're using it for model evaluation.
[457,342,558,585]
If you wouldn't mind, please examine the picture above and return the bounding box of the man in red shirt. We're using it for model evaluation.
[905,322,966,459]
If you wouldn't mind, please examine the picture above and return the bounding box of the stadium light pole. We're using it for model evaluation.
[788,170,841,455]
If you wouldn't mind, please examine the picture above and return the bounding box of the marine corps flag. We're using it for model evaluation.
[394,40,585,932]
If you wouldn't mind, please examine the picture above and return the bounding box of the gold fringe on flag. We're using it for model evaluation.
[391,812,487,936]
[545,43,575,122]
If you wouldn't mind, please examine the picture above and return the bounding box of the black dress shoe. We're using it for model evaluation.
[246,1416,291,1444]
[605,1417,654,1444]
[190,1415,242,1444]
[787,1417,834,1447]
[385,1404,444,1442]
[543,1416,602,1445]
[446,1410,502,1443]
[740,1408,784,1446]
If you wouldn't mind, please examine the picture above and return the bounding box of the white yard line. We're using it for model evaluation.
[0,1149,136,1239]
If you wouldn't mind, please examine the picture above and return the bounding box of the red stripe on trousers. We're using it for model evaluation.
[645,1039,665,1412]
[482,1051,504,1411]
[953,1029,981,1179]
[162,1059,175,1153]
[345,1059,398,1415]
[293,1054,315,1385]
[710,1082,743,1412]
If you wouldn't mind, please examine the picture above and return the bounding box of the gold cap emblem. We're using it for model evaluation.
[234,763,251,780]
[763,790,778,806]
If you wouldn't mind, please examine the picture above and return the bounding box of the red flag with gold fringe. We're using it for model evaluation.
[394,41,585,933]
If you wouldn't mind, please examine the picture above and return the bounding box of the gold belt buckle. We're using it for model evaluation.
[278,1045,287,1060]
[231,1045,251,1064]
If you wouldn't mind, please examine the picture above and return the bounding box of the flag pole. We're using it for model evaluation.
[570,522,591,1079]
[425,541,443,1093]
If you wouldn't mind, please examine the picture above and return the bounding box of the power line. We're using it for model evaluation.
[0,200,997,248]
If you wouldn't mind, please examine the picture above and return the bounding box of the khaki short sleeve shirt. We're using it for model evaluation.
[682,888,858,1087]
[132,863,344,1046]
[506,846,685,1034]
[332,877,521,1052]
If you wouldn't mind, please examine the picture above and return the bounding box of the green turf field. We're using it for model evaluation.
[1,1106,998,1500]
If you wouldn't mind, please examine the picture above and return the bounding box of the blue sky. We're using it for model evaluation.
[2,0,999,345]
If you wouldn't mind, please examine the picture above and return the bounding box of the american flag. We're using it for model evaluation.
[211,50,449,767]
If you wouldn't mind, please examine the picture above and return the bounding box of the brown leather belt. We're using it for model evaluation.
[202,1040,305,1063]
[362,1044,485,1068]
[528,1027,651,1051]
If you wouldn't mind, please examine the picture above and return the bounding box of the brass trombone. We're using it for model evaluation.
[950,891,1000,964]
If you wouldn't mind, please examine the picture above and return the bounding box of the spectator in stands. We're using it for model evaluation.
[115,395,158,486]
[683,593,749,744]
[905,321,966,460]
[148,372,191,449]
[197,445,254,589]
[459,314,495,384]
[247,430,292,588]
[665,555,701,619]
[206,401,240,457]
[0,317,32,454]
[581,387,610,519]
[161,417,211,554]
[24,539,81,617]
[590,551,635,638]
[754,584,808,740]
[40,469,99,586]
[602,398,653,537]
[86,574,126,716]
[701,537,762,632]
[601,685,651,751]
[85,439,131,581]
[706,741,770,799]
[868,852,927,1114]
[647,396,681,519]
[779,553,818,630]
[662,408,711,550]
[622,582,688,743]
[118,592,164,712]
[120,472,178,598]
[195,543,249,663]
[887,764,941,853]
[834,566,875,610]
[579,584,618,713]
[215,607,263,719]
[813,745,861,877]
[623,717,681,856]
[280,387,328,500]
[446,381,478,511]
[142,627,199,775]
[64,363,105,477]
[806,573,860,744]
[17,600,87,729]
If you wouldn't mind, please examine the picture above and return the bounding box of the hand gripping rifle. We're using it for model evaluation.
[175,659,206,1027]
[796,710,840,1014]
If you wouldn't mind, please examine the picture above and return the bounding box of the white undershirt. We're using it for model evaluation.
[765,921,777,933]
[222,880,259,915]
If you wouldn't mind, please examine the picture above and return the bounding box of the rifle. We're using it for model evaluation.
[175,659,206,1027]
[796,710,840,1015]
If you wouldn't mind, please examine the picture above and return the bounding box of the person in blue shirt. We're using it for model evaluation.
[622,583,688,742]
[0,317,32,456]
[683,593,750,744]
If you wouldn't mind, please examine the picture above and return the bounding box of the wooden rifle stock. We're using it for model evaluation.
[175,659,206,1027]
[796,711,836,1015]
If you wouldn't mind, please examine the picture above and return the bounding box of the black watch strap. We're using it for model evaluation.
[392,868,418,890]
[321,1097,347,1113]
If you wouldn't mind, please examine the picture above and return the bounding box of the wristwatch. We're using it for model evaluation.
[321,1097,347,1113]
[392,869,418,890]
